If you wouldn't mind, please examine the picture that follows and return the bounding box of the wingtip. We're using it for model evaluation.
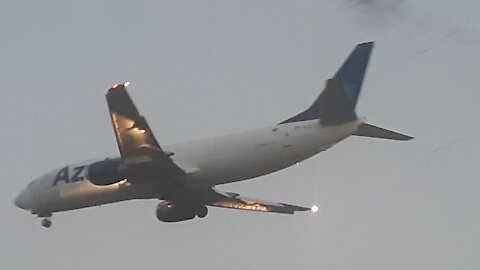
[393,132,415,141]
[291,205,318,214]
[354,41,375,56]
[357,41,375,48]
[108,82,130,94]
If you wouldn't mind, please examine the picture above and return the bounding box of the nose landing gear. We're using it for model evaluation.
[41,218,52,228]
[38,213,52,228]
[197,206,208,218]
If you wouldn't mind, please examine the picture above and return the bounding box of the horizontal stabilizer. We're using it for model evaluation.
[354,123,413,141]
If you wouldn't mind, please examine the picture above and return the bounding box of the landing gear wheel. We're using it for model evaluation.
[41,218,52,228]
[197,206,208,218]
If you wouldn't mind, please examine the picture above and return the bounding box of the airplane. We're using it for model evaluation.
[14,42,412,228]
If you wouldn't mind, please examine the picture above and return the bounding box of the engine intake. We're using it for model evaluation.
[88,158,125,185]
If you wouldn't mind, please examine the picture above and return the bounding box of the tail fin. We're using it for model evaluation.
[334,42,374,108]
[354,123,413,141]
[280,42,374,125]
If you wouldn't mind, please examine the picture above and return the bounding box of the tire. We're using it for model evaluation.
[197,206,208,218]
[41,219,52,228]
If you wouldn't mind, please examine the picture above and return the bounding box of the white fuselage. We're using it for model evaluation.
[15,119,363,215]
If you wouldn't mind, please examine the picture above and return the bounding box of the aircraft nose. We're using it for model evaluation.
[14,189,31,210]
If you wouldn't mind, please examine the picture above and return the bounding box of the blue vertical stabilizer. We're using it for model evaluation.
[280,42,374,125]
[334,41,374,107]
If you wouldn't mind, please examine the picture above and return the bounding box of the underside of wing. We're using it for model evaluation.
[106,83,185,177]
[205,189,311,214]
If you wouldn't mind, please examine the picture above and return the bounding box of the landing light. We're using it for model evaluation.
[311,205,319,213]
[124,81,130,87]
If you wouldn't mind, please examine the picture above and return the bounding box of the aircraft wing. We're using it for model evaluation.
[204,189,311,214]
[106,83,185,176]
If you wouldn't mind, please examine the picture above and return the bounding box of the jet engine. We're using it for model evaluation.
[156,201,208,222]
[87,158,125,185]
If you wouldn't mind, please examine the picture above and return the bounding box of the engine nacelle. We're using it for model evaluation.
[87,158,125,186]
[156,201,208,223]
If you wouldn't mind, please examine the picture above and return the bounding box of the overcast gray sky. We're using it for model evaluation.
[1,1,479,269]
